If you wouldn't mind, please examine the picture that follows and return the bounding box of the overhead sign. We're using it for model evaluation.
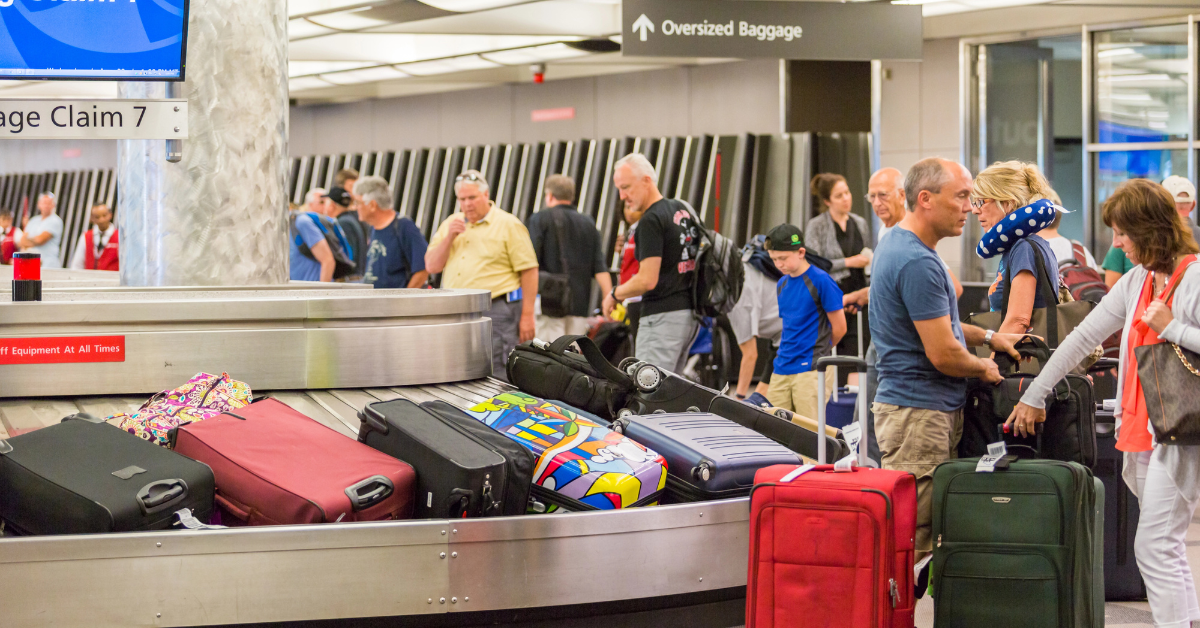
[0,99,187,140]
[0,336,125,365]
[622,0,923,61]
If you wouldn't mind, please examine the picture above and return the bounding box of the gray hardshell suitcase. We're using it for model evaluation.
[613,412,801,501]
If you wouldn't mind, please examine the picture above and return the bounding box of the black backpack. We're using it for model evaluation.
[505,335,632,421]
[678,200,744,317]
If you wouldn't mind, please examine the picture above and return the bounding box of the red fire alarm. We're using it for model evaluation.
[531,63,545,84]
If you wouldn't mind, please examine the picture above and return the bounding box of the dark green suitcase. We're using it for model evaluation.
[931,458,1099,628]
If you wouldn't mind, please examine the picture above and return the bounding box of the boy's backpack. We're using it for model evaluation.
[777,274,833,361]
[1059,241,1108,304]
[679,200,744,317]
[290,212,356,280]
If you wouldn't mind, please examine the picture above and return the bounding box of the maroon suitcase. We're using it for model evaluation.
[173,399,415,525]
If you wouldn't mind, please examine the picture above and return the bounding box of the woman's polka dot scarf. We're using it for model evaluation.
[976,198,1066,260]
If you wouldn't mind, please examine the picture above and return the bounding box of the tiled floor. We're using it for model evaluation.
[913,515,1200,627]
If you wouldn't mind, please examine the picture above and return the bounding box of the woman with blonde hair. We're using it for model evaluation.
[1009,179,1200,627]
[970,161,1063,337]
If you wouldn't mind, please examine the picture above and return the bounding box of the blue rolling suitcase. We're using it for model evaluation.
[824,387,858,430]
[612,412,802,501]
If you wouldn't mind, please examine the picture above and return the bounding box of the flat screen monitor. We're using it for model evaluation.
[0,0,189,81]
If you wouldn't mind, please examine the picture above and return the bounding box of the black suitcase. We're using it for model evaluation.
[1096,404,1148,600]
[959,337,1097,468]
[0,416,215,535]
[619,360,851,462]
[506,335,632,421]
[359,399,533,518]
[612,412,801,502]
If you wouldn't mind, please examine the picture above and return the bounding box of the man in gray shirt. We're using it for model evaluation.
[19,192,63,268]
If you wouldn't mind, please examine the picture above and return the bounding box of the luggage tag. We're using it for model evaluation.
[833,454,857,472]
[173,508,227,531]
[780,464,816,482]
[975,441,1008,473]
[842,422,862,456]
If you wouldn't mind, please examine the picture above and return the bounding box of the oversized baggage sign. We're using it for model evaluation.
[622,0,923,61]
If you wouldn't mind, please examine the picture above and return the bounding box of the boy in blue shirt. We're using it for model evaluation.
[763,224,847,422]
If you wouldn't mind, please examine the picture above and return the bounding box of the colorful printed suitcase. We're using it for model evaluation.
[173,399,415,525]
[464,392,667,512]
[612,412,802,501]
[748,464,917,628]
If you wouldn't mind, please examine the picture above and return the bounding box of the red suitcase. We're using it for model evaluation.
[747,464,917,628]
[173,399,415,525]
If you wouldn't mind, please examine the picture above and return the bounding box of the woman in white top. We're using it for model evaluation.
[1009,179,1200,628]
[1037,197,1101,272]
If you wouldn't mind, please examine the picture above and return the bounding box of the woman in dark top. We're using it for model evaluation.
[805,173,871,366]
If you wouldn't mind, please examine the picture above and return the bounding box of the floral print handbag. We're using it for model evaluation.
[109,372,253,447]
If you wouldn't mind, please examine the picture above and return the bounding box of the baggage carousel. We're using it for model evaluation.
[0,274,750,628]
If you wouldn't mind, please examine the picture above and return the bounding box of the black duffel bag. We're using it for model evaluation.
[506,335,632,421]
[959,336,1097,468]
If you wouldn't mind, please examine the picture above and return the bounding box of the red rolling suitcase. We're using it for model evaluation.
[173,399,415,525]
[747,464,917,628]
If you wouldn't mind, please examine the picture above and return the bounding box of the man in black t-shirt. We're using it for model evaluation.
[602,153,700,373]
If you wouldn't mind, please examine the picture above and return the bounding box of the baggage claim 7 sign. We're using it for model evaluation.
[622,0,922,61]
[0,99,187,139]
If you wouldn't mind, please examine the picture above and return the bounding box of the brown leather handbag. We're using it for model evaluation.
[1135,261,1200,445]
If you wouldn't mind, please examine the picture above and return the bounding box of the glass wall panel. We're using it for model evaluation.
[1094,24,1189,143]
[1092,148,1187,258]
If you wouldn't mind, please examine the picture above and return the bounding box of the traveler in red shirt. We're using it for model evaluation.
[0,209,14,265]
[617,199,646,339]
[68,204,118,271]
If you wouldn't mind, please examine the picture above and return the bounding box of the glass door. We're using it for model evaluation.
[963,38,1079,282]
[1086,22,1192,262]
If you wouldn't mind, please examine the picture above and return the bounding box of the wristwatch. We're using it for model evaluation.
[984,329,995,348]
[610,287,618,301]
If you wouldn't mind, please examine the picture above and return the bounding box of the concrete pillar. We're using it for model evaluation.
[117,0,289,286]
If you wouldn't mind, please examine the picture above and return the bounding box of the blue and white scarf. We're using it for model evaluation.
[976,198,1067,260]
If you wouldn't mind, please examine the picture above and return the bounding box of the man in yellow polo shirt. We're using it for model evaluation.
[426,170,539,381]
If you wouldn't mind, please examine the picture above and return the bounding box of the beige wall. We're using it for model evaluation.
[289,59,783,157]
[877,37,965,273]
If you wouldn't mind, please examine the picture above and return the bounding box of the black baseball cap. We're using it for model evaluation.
[765,224,805,251]
[324,187,351,207]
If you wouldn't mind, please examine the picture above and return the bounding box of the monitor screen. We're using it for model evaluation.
[0,0,189,81]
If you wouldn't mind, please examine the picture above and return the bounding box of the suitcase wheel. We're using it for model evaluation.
[633,364,662,393]
[691,462,712,482]
[619,357,641,375]
[617,408,635,419]
[687,406,701,413]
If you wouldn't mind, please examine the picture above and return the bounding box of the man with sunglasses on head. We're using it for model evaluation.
[426,170,539,381]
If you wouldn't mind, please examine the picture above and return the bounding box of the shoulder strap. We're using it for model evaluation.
[1000,240,1061,347]
[800,273,835,359]
[550,209,571,274]
[547,335,632,387]
[1071,241,1089,267]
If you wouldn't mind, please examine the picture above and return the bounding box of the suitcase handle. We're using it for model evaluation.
[137,479,189,516]
[345,475,394,511]
[447,488,475,518]
[546,335,634,388]
[815,357,868,373]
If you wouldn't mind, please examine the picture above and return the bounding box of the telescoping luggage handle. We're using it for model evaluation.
[816,357,868,466]
[828,308,865,403]
[537,335,634,388]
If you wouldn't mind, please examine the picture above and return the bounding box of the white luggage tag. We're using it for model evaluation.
[833,454,857,472]
[842,422,862,456]
[975,441,1008,473]
[780,465,816,482]
[173,508,226,531]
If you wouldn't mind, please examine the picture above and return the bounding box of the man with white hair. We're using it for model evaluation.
[354,176,428,289]
[426,170,539,381]
[303,188,326,214]
[602,153,702,374]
